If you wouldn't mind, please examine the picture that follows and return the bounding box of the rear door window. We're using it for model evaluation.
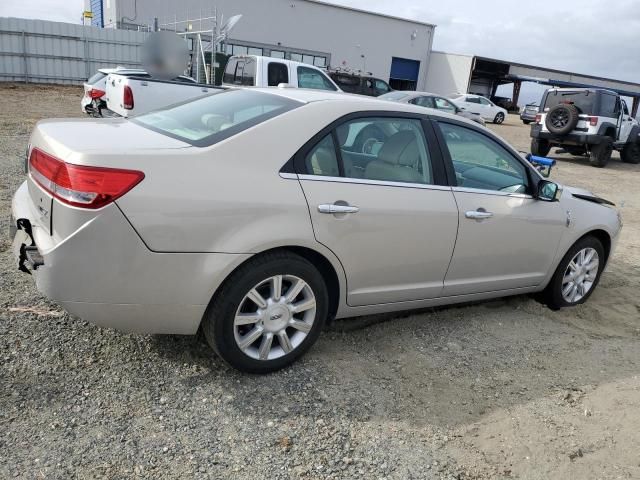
[267,62,289,86]
[466,97,481,104]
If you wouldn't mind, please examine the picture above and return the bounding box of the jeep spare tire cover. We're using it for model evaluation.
[546,104,580,135]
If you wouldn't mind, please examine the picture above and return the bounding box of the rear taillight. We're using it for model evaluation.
[29,148,144,210]
[588,116,598,126]
[535,114,542,124]
[123,85,134,110]
[88,89,105,99]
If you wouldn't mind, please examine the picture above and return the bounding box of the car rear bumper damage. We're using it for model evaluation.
[530,125,608,145]
[10,181,251,335]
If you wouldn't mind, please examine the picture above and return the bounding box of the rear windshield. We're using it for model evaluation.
[133,89,302,147]
[87,72,107,84]
[542,90,601,115]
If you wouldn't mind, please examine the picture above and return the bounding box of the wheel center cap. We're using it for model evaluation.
[264,304,290,332]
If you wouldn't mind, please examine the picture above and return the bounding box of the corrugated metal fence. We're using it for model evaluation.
[0,17,149,85]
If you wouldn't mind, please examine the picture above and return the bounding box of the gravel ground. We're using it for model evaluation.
[1,83,639,480]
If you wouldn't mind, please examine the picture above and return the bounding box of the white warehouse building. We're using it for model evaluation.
[86,0,435,90]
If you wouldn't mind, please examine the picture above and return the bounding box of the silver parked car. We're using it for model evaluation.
[11,88,622,373]
[520,103,539,125]
[380,90,486,126]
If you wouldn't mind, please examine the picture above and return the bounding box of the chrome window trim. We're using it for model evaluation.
[297,174,452,192]
[452,186,533,199]
[279,172,298,180]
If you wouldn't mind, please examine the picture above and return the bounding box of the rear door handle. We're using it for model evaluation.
[318,204,360,214]
[465,210,493,220]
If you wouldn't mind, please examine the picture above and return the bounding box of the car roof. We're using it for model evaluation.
[244,87,480,126]
[545,87,617,95]
[390,91,444,97]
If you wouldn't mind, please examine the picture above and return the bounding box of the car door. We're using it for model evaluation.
[618,99,634,142]
[463,96,483,117]
[477,97,495,119]
[296,114,459,307]
[434,120,566,296]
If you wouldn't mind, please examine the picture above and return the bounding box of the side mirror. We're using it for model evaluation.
[459,107,466,111]
[537,180,560,202]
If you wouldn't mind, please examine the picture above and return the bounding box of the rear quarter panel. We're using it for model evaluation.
[116,100,377,254]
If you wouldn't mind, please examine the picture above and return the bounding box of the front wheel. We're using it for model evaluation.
[621,142,640,164]
[494,112,505,124]
[202,252,328,373]
[523,120,531,125]
[542,236,605,310]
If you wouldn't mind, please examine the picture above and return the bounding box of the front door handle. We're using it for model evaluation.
[465,210,493,220]
[318,204,360,214]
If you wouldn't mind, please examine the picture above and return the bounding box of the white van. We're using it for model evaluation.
[222,55,341,92]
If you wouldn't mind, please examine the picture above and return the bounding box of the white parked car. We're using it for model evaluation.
[379,91,486,126]
[451,94,508,124]
[12,88,622,373]
[222,55,341,91]
[82,67,196,117]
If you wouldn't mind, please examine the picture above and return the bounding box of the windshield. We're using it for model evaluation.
[134,89,302,147]
[379,92,410,101]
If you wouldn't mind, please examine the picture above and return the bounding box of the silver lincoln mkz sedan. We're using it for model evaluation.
[11,88,622,373]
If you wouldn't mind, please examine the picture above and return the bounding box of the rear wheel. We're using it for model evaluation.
[202,252,328,373]
[621,142,640,164]
[494,112,505,124]
[542,236,605,310]
[531,138,551,157]
[523,120,531,125]
[589,140,613,168]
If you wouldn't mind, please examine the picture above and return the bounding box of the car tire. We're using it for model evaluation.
[531,138,551,157]
[523,120,531,125]
[494,112,505,124]
[201,251,328,374]
[545,104,580,135]
[542,236,605,310]
[621,142,640,164]
[589,140,613,168]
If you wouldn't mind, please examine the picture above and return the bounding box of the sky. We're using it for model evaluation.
[2,0,639,104]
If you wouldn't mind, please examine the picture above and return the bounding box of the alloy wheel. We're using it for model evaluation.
[549,109,569,128]
[233,275,317,361]
[561,248,600,303]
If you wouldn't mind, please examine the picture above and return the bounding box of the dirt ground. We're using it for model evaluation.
[1,83,639,480]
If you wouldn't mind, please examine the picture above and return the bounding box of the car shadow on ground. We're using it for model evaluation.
[147,265,640,428]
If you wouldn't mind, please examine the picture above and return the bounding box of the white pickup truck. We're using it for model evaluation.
[222,55,341,91]
[105,74,218,118]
